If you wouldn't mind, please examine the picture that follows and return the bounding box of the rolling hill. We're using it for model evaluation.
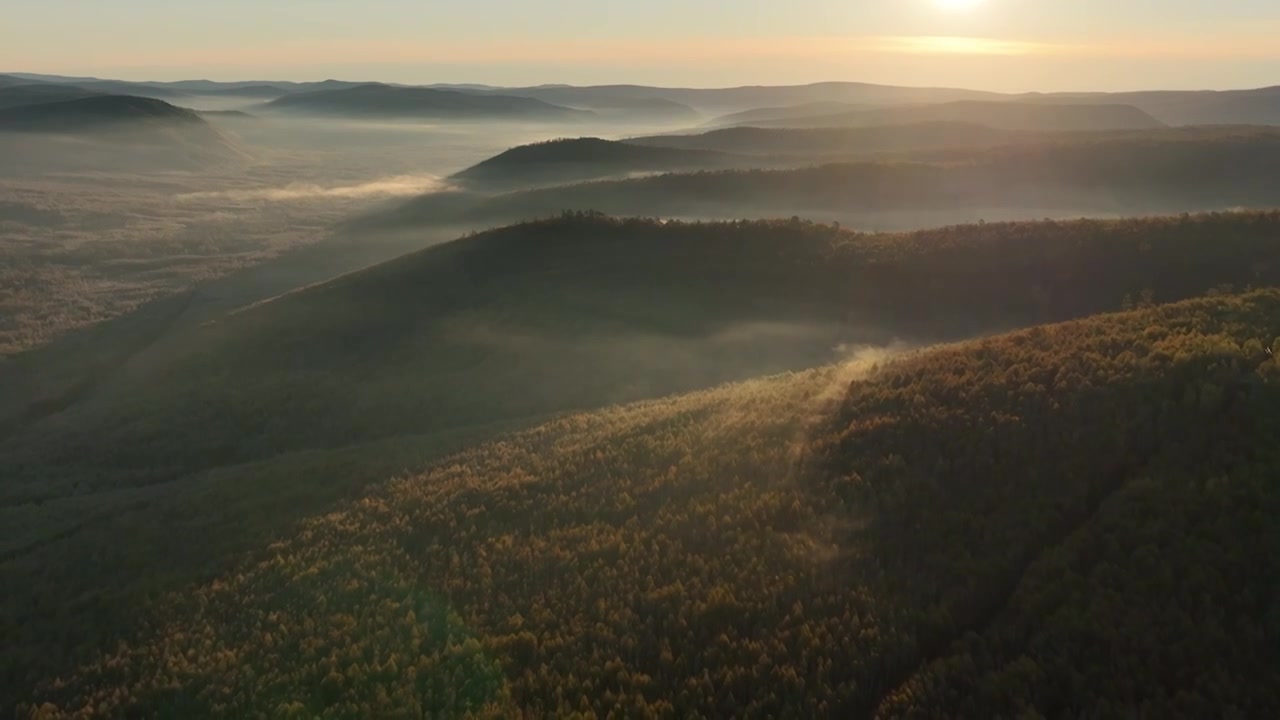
[4,211,1280,711]
[1026,86,1280,126]
[487,91,699,121]
[707,100,873,126]
[742,100,1165,131]
[626,121,1033,156]
[378,128,1280,228]
[191,83,291,98]
[18,288,1280,718]
[263,83,593,121]
[450,137,748,190]
[0,94,206,132]
[0,95,249,170]
[7,211,1280,502]
[0,83,102,109]
[0,74,32,88]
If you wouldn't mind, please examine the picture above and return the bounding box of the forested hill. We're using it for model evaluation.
[6,211,1280,499]
[0,95,205,133]
[378,127,1280,229]
[450,137,742,191]
[24,290,1280,718]
[626,121,1031,156]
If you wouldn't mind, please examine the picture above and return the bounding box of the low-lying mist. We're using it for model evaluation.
[176,174,451,203]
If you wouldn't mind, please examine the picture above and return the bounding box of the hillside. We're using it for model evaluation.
[72,79,190,99]
[7,211,1280,500]
[1027,86,1280,126]
[493,91,699,121]
[627,121,1032,156]
[4,212,1280,711]
[747,100,1165,131]
[385,128,1280,227]
[0,83,102,109]
[191,83,290,98]
[0,95,249,170]
[263,83,592,121]
[0,94,205,132]
[21,290,1280,718]
[708,100,872,126]
[451,137,746,190]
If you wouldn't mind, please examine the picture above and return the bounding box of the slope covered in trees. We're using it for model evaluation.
[0,95,205,133]
[450,138,745,191]
[22,290,1280,718]
[0,95,250,171]
[8,211,1280,498]
[4,212,1280,713]
[626,121,1031,157]
[0,83,103,109]
[378,128,1280,228]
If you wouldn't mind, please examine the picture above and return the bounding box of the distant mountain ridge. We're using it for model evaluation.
[740,100,1165,132]
[262,82,593,120]
[8,73,1280,125]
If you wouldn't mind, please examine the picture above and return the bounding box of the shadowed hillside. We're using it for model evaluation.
[6,211,1280,499]
[3,211,1280,711]
[0,94,205,132]
[263,83,593,121]
[627,121,1033,156]
[451,137,748,190]
[0,83,102,109]
[0,95,249,171]
[20,290,1280,718]
[379,128,1280,228]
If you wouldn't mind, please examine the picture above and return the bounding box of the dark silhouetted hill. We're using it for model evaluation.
[263,82,593,120]
[451,137,746,190]
[0,95,249,170]
[7,211,1280,496]
[0,83,102,109]
[382,127,1280,227]
[627,121,1032,156]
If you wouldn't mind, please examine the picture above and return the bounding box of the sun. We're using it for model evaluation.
[935,0,987,10]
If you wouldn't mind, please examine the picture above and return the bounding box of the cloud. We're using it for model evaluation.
[177,175,448,204]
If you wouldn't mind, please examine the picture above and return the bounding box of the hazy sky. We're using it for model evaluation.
[4,0,1279,90]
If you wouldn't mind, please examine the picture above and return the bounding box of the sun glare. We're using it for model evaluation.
[935,0,986,10]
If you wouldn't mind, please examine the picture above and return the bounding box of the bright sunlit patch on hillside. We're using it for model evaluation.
[935,0,987,10]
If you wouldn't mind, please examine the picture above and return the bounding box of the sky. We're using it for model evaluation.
[3,0,1279,91]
